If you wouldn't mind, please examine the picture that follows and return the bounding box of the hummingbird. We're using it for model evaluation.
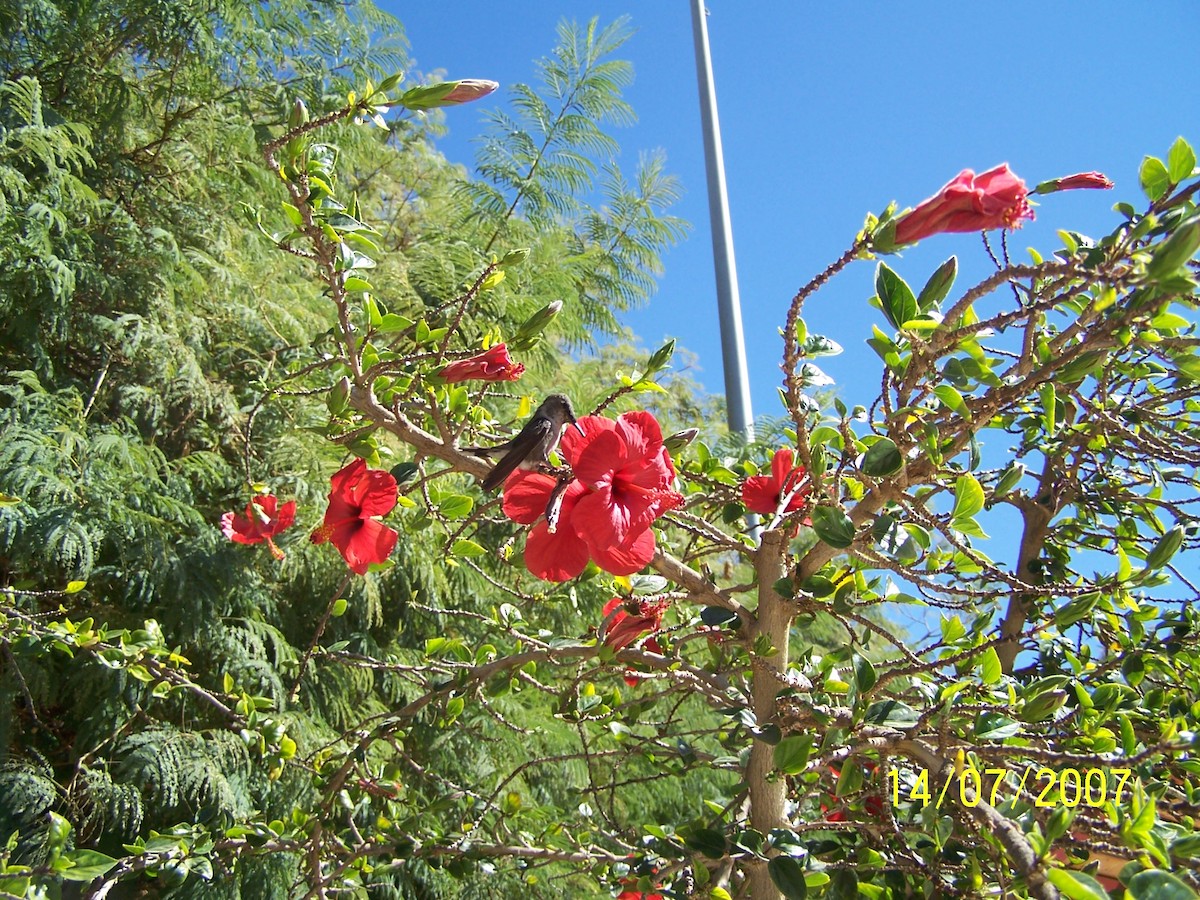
[467,394,585,491]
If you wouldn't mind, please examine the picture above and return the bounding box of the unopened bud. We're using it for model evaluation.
[663,428,699,453]
[498,248,530,267]
[289,99,309,129]
[327,376,351,416]
[1034,171,1114,194]
[440,79,499,105]
[645,339,676,375]
[509,300,563,351]
[400,79,499,111]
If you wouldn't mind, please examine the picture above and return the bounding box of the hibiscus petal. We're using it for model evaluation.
[336,518,398,575]
[524,520,590,582]
[351,469,398,518]
[560,414,615,465]
[572,482,634,547]
[589,526,656,577]
[501,470,559,524]
[329,458,367,496]
[614,410,664,463]
[572,430,626,487]
[771,449,796,490]
[272,500,297,534]
[741,475,780,516]
[222,510,265,544]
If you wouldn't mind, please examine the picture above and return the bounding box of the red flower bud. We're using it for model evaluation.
[441,79,498,105]
[1034,171,1114,194]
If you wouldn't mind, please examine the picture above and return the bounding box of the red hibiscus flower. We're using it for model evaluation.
[569,412,684,572]
[310,458,398,575]
[894,163,1034,245]
[617,891,664,900]
[602,597,667,652]
[221,494,296,560]
[437,343,525,383]
[1035,171,1114,193]
[741,448,809,516]
[602,597,668,686]
[500,411,684,582]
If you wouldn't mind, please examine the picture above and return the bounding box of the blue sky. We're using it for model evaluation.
[383,1,1197,426]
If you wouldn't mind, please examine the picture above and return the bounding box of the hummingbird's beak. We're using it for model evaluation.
[571,420,585,437]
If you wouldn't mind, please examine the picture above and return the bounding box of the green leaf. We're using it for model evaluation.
[875,262,917,330]
[60,850,119,882]
[683,827,727,859]
[64,580,87,594]
[437,495,474,519]
[1047,867,1110,900]
[767,856,808,900]
[854,655,877,692]
[979,646,1002,684]
[1146,216,1200,280]
[377,313,414,333]
[917,256,957,311]
[773,735,812,775]
[1144,526,1184,571]
[1167,136,1197,183]
[1054,594,1098,629]
[451,539,487,558]
[951,475,985,520]
[861,438,902,476]
[1021,690,1067,723]
[976,713,1021,740]
[1126,870,1199,900]
[1040,383,1057,433]
[1140,156,1172,201]
[864,699,919,727]
[810,506,856,549]
[933,385,969,420]
[826,870,859,900]
[993,462,1025,499]
[799,334,843,358]
[331,598,348,617]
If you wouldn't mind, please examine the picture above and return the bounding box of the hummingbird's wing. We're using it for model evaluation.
[480,415,554,491]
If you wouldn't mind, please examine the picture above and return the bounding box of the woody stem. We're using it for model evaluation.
[745,527,791,899]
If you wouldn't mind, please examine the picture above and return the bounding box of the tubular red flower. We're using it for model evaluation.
[221,495,296,560]
[310,458,398,575]
[894,163,1034,245]
[437,343,525,383]
[741,448,809,516]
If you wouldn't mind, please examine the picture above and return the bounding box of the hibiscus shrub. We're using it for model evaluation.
[10,46,1200,900]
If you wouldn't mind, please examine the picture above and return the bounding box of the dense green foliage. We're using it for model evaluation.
[0,3,711,897]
